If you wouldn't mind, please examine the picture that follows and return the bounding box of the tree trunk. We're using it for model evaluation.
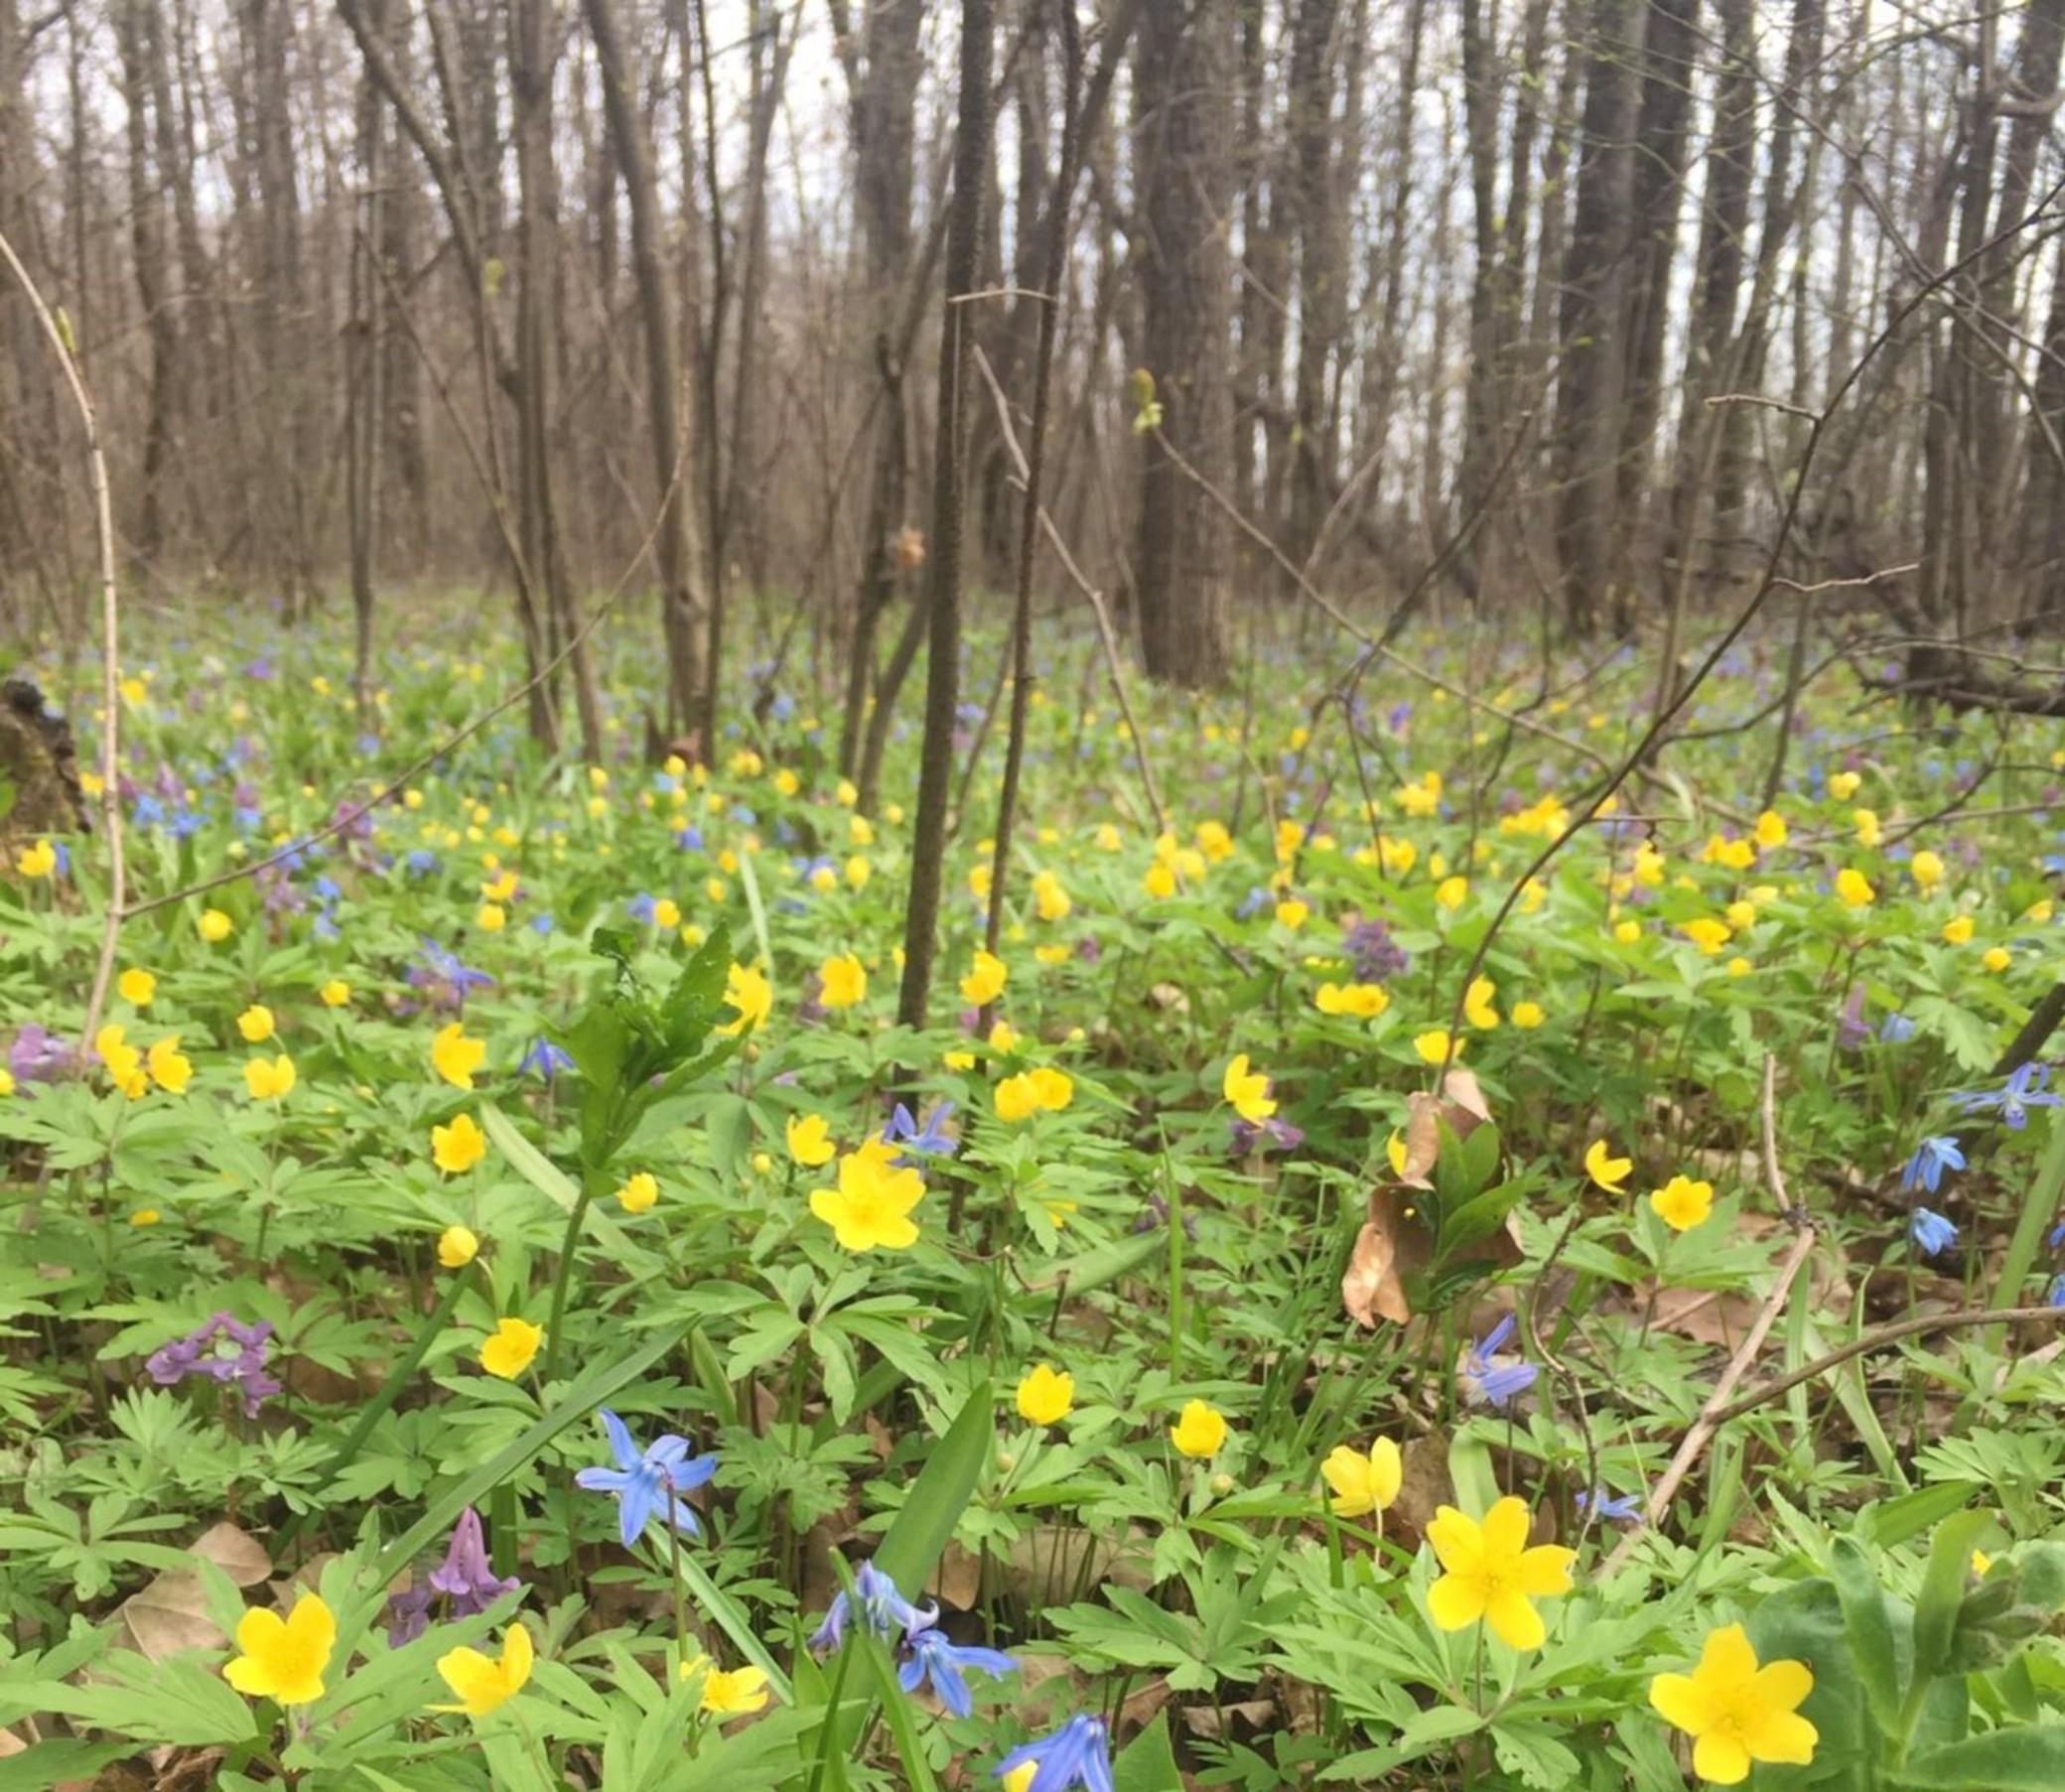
[1135,0,1234,687]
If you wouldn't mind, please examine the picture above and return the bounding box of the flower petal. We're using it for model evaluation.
[1425,1506,1482,1575]
[599,1408,640,1472]
[1648,1671,1711,1735]
[1516,1543,1577,1597]
[1749,1657,1813,1716]
[1699,1622,1758,1691]
[1745,1708,1818,1766]
[1479,1496,1532,1562]
[1426,1572,1487,1632]
[1692,1731,1752,1786]
[1484,1588,1546,1652]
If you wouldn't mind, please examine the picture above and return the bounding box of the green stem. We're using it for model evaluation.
[542,1170,603,1385]
[1987,1107,2065,1356]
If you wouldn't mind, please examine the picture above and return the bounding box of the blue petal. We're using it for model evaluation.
[669,1452,719,1492]
[599,1408,641,1472]
[575,1467,631,1492]
[896,1657,924,1694]
[645,1435,691,1469]
[618,1470,658,1546]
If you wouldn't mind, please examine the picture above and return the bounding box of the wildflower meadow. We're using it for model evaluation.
[8,614,2065,1792]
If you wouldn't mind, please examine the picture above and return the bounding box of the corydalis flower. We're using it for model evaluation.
[995,1715,1114,1792]
[1342,916,1410,983]
[1954,1061,2063,1132]
[408,937,494,1013]
[1229,1114,1305,1155]
[9,1023,73,1083]
[574,1409,718,1548]
[808,1562,938,1654]
[1901,1135,1966,1195]
[1460,1314,1537,1409]
[1834,987,1870,1053]
[146,1311,281,1417]
[384,1506,523,1645]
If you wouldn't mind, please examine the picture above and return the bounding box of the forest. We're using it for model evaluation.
[6,0,2065,1787]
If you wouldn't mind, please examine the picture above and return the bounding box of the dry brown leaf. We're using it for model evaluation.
[1388,1432,1457,1545]
[1180,1699,1274,1738]
[118,1573,223,1662]
[190,1522,270,1586]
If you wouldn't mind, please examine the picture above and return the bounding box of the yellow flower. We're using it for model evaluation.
[786,1112,836,1167]
[1425,1497,1576,1651]
[1649,1623,1817,1785]
[1315,981,1389,1019]
[1414,1030,1457,1065]
[1834,868,1874,907]
[1984,946,2011,973]
[1911,849,1944,890]
[960,950,1008,1006]
[14,838,56,879]
[95,1024,145,1097]
[433,1622,533,1718]
[129,1207,158,1226]
[1613,917,1642,944]
[1222,1053,1275,1124]
[996,1065,1073,1121]
[117,968,157,1006]
[1828,769,1860,799]
[819,954,868,1009]
[1701,834,1756,872]
[1724,900,1756,932]
[1649,1173,1714,1232]
[1436,876,1468,911]
[237,1004,276,1043]
[845,854,872,890]
[1725,956,1752,977]
[480,1317,543,1379]
[1973,1549,1993,1577]
[224,1592,336,1706]
[432,1021,486,1090]
[1512,1000,1545,1030]
[1854,808,1881,848]
[969,863,992,900]
[1584,1139,1631,1193]
[1463,977,1498,1030]
[809,1139,924,1252]
[1143,862,1176,898]
[1195,820,1233,863]
[319,979,350,1008]
[1017,1365,1075,1426]
[198,908,233,942]
[1170,1399,1228,1458]
[683,1656,770,1716]
[146,1034,192,1095]
[1679,917,1732,955]
[715,963,772,1036]
[1753,810,1788,850]
[1033,871,1072,921]
[477,902,507,933]
[243,1054,296,1101]
[432,1112,488,1175]
[438,1225,480,1268]
[1942,914,1974,944]
[1321,1438,1401,1518]
[1275,898,1309,929]
[617,1172,658,1214]
[1396,772,1442,818]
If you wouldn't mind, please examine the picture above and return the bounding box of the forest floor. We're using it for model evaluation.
[6,609,2065,1790]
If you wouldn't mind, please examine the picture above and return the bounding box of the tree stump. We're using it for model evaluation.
[0,678,86,867]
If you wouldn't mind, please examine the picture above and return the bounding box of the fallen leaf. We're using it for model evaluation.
[118,1572,223,1662]
[190,1522,270,1586]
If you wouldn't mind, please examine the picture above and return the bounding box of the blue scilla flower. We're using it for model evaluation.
[1954,1062,2063,1131]
[529,911,554,934]
[520,1037,574,1079]
[2048,1274,2065,1308]
[809,1562,937,1654]
[573,1409,718,1549]
[995,1715,1114,1792]
[883,1100,957,1159]
[897,1630,1018,1718]
[1460,1314,1538,1409]
[1879,1014,1917,1044]
[1909,1207,1958,1258]
[627,893,658,924]
[675,825,705,851]
[1901,1135,1966,1194]
[404,848,440,876]
[1576,1489,1644,1524]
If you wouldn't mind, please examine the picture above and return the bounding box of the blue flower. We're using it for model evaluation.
[896,1630,1018,1718]
[1901,1135,1966,1194]
[1575,1489,1643,1524]
[1954,1062,2063,1131]
[675,825,705,852]
[2048,1274,2065,1309]
[1460,1315,1538,1409]
[1879,1014,1917,1044]
[573,1409,718,1548]
[995,1715,1114,1792]
[809,1562,937,1653]
[520,1037,574,1079]
[627,893,658,924]
[883,1100,957,1159]
[1909,1207,1958,1258]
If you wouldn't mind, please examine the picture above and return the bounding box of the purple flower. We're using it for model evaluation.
[897,1630,1018,1718]
[1342,917,1410,983]
[9,1024,74,1084]
[995,1715,1114,1792]
[1229,1115,1305,1156]
[408,937,494,1013]
[574,1409,718,1549]
[382,1582,435,1648]
[1460,1315,1537,1410]
[1835,986,1870,1053]
[428,1506,522,1615]
[146,1312,281,1417]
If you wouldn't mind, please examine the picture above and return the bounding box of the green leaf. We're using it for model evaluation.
[480,1104,633,1259]
[1914,1512,1994,1685]
[1112,1710,1182,1792]
[872,1377,994,1597]
[0,1739,138,1790]
[1894,1725,2065,1790]
[1859,1483,1975,1551]
[1830,1537,1901,1729]
[373,1319,693,1583]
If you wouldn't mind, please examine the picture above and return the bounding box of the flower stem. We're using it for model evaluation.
[541,1170,603,1385]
